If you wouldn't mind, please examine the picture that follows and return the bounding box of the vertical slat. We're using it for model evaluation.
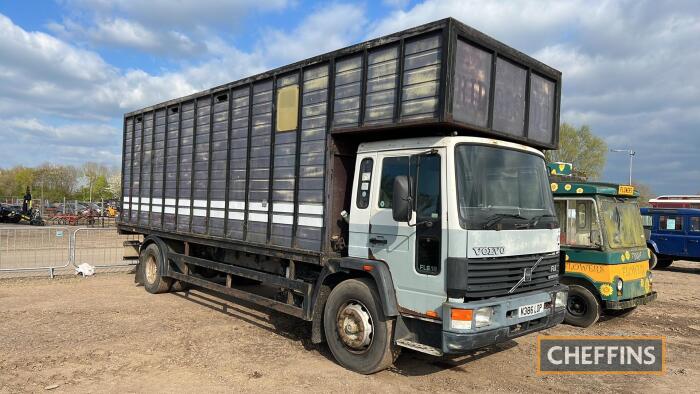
[148,110,156,226]
[266,75,278,244]
[174,103,183,231]
[523,68,532,138]
[242,85,254,240]
[394,38,405,123]
[161,109,168,229]
[438,22,452,122]
[486,50,498,130]
[358,48,368,127]
[291,67,304,249]
[189,98,197,233]
[223,87,233,237]
[120,117,127,223]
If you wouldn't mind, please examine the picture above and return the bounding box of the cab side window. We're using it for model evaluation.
[560,199,600,247]
[690,217,700,233]
[378,156,408,209]
[415,154,441,221]
[356,158,373,209]
[659,215,683,231]
[641,214,653,229]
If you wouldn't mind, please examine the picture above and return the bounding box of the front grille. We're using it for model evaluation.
[463,253,560,299]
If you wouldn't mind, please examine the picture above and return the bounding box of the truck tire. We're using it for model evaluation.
[139,244,172,294]
[655,258,673,269]
[564,285,600,328]
[648,248,657,270]
[323,278,400,374]
[606,306,637,317]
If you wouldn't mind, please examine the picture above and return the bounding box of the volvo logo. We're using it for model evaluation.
[472,246,505,256]
[509,255,545,294]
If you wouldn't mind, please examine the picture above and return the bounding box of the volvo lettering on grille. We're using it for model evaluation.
[472,246,505,256]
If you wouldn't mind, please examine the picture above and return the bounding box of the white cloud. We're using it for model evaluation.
[260,3,367,65]
[61,0,291,29]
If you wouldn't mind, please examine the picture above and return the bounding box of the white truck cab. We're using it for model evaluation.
[349,136,567,354]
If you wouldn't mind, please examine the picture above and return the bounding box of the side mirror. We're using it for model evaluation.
[392,175,412,222]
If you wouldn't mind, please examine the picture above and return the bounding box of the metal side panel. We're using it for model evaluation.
[121,117,133,223]
[400,33,442,121]
[296,65,329,251]
[192,98,211,235]
[163,106,180,231]
[227,86,250,240]
[209,93,229,237]
[150,109,166,228]
[177,101,195,232]
[130,116,143,224]
[139,111,154,225]
[270,73,299,248]
[246,80,273,244]
[364,44,399,126]
[332,55,362,128]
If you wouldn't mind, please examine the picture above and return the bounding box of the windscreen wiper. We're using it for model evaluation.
[482,213,528,230]
[527,214,556,228]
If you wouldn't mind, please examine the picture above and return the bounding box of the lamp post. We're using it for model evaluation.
[610,148,635,185]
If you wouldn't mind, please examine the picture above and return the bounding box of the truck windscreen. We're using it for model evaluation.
[455,144,555,230]
[599,197,646,249]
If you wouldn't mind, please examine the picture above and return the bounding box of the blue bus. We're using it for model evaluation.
[640,207,700,268]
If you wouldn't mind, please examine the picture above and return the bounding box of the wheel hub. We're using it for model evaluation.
[337,302,373,351]
[145,255,157,284]
[567,295,587,317]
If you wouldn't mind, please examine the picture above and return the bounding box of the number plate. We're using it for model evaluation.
[518,302,544,318]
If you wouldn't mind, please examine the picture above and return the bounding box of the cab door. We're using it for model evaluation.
[656,213,686,257]
[686,215,700,258]
[367,149,447,315]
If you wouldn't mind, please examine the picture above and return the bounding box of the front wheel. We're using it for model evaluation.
[564,284,600,328]
[323,278,400,374]
[648,248,658,270]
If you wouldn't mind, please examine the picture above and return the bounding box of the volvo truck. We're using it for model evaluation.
[118,18,567,374]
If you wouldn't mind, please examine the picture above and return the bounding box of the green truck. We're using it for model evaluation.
[549,163,656,327]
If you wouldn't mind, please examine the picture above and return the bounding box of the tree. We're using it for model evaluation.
[545,123,608,180]
[81,162,109,202]
[633,182,654,207]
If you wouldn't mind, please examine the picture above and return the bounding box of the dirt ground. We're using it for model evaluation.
[1,262,698,393]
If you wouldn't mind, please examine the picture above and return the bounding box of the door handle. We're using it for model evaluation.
[689,240,699,243]
[369,236,387,245]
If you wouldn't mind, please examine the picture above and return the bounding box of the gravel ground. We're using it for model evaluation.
[0,261,698,393]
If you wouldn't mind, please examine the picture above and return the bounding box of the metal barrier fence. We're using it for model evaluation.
[0,226,141,278]
[71,228,141,268]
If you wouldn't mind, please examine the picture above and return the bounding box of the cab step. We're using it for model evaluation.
[396,339,443,357]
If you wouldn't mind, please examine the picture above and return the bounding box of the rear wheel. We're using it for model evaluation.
[564,284,600,327]
[139,244,172,294]
[655,258,673,269]
[323,278,399,374]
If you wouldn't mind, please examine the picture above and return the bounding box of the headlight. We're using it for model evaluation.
[555,291,567,308]
[475,307,493,328]
[616,278,623,291]
[647,271,653,283]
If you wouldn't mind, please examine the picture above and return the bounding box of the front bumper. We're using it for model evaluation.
[441,284,567,354]
[604,291,657,310]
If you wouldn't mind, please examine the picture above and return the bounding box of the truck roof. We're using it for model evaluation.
[123,17,562,150]
[551,180,639,198]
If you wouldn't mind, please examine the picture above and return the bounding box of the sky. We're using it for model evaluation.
[0,0,698,194]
